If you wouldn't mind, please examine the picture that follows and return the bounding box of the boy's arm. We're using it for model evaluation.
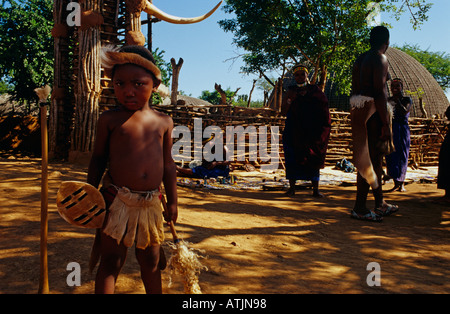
[87,114,110,188]
[162,117,178,224]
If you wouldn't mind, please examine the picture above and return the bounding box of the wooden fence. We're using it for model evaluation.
[153,104,448,169]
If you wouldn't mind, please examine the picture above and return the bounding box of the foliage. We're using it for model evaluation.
[0,80,12,94]
[379,0,433,30]
[219,0,374,95]
[151,47,172,104]
[0,0,54,107]
[219,0,433,96]
[199,89,221,105]
[395,44,450,92]
[199,88,262,107]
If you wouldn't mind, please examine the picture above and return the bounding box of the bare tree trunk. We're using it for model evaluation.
[215,83,227,105]
[318,64,327,92]
[247,79,257,107]
[276,79,283,112]
[170,57,183,105]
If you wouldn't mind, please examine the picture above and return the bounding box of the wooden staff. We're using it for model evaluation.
[35,86,51,294]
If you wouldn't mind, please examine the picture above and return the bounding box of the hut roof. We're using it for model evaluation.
[325,47,449,117]
[161,94,213,107]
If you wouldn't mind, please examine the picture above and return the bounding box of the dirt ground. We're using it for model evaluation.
[0,156,449,294]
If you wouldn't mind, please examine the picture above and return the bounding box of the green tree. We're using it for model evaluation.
[0,80,12,94]
[151,47,172,104]
[0,0,54,108]
[396,44,450,92]
[379,0,433,30]
[219,0,374,95]
[219,0,433,95]
[199,89,222,105]
[199,88,248,106]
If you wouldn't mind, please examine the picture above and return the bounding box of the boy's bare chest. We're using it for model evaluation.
[112,116,164,142]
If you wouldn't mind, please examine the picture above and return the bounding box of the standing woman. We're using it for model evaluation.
[385,78,412,192]
[281,64,331,198]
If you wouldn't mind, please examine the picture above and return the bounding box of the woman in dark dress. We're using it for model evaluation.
[281,65,331,197]
[385,78,412,192]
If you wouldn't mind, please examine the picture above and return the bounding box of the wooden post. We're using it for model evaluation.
[35,86,51,294]
[38,101,49,294]
[170,58,184,105]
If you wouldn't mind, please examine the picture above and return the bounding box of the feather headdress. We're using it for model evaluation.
[101,45,170,97]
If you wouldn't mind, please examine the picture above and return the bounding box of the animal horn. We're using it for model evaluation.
[144,1,222,24]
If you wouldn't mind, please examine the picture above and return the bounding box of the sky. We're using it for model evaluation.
[145,0,450,101]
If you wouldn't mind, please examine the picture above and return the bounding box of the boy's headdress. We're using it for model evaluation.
[101,45,170,96]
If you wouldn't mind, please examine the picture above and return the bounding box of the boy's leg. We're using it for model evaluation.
[95,232,127,294]
[136,244,162,294]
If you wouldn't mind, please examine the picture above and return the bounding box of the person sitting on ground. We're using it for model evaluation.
[176,141,232,179]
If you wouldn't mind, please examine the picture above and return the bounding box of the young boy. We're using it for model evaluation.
[87,45,177,294]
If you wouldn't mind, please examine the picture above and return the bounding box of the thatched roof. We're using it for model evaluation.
[325,48,449,117]
[161,94,213,107]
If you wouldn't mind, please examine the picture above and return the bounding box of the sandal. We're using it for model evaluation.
[350,210,383,222]
[374,203,399,217]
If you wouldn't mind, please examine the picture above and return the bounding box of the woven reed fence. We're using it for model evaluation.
[327,110,449,167]
[152,104,448,169]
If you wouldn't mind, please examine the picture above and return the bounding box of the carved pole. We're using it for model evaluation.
[50,0,72,159]
[71,0,103,159]
[125,0,147,46]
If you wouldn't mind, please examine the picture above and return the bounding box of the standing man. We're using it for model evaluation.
[281,64,331,198]
[350,26,398,221]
